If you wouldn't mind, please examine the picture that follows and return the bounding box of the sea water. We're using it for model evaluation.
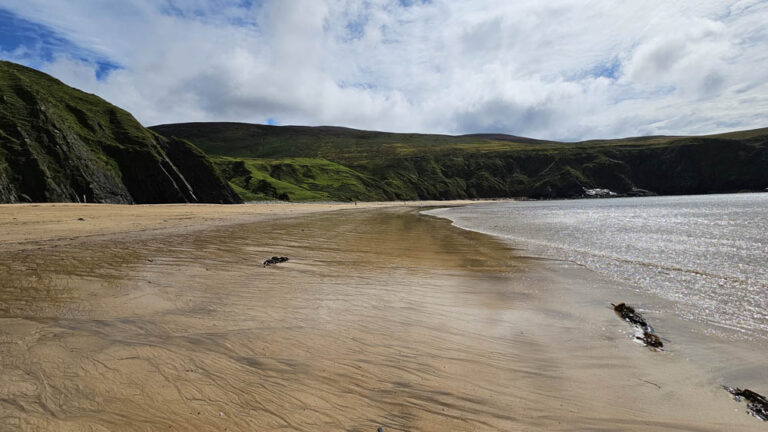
[425,193,768,340]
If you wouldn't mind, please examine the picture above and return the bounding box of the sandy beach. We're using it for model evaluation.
[0,203,763,431]
[0,202,489,251]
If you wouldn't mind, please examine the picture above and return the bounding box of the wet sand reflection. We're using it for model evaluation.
[0,208,761,431]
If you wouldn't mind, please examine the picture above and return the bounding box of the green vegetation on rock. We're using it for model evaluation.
[212,156,390,201]
[2,59,765,204]
[151,122,768,201]
[0,61,241,204]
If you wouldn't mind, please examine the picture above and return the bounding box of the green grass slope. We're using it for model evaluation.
[151,122,768,201]
[0,61,241,203]
[150,122,553,162]
[212,156,390,201]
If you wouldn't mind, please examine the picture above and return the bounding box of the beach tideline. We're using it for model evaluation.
[0,202,482,251]
[0,203,761,431]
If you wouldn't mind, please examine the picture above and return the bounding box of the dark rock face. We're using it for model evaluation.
[612,302,664,350]
[157,137,242,204]
[397,141,768,200]
[724,386,768,421]
[0,61,241,204]
[0,81,132,203]
[613,302,650,329]
[152,122,768,202]
[263,256,289,267]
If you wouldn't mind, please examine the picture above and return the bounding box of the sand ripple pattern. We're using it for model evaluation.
[0,209,762,431]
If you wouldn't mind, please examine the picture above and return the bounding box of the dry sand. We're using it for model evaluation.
[0,201,487,251]
[0,203,762,431]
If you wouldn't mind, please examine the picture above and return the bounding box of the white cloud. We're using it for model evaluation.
[1,0,767,140]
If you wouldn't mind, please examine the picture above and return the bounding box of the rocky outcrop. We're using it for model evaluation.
[0,61,241,204]
[158,136,242,204]
[724,386,768,421]
[263,256,289,267]
[612,302,664,350]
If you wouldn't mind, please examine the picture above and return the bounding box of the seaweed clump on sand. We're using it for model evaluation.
[612,302,663,350]
[724,386,768,421]
[263,256,289,267]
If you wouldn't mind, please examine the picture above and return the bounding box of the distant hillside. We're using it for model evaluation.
[151,122,768,201]
[0,61,241,204]
[3,58,764,205]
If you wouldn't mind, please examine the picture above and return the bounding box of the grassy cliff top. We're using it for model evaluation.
[0,61,240,204]
[150,122,562,162]
[150,121,768,164]
[0,61,154,149]
[151,120,768,202]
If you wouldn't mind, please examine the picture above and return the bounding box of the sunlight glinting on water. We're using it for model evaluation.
[427,194,768,339]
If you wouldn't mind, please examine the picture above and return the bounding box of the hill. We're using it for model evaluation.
[0,61,241,204]
[151,122,768,201]
[2,58,763,204]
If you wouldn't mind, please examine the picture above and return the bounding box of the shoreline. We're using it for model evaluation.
[0,205,764,430]
[426,200,768,426]
[0,200,496,251]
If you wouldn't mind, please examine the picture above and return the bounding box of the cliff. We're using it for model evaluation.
[0,61,241,204]
[151,122,768,201]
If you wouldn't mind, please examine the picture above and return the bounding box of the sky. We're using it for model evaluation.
[0,0,767,141]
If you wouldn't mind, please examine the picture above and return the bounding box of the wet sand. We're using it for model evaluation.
[0,201,483,251]
[0,205,763,431]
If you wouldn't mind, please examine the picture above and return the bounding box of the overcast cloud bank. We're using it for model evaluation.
[1,0,767,140]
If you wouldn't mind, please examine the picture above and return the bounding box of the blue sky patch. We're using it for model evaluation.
[398,0,432,7]
[337,80,378,91]
[159,0,261,28]
[344,14,368,40]
[587,58,622,80]
[93,61,121,80]
[0,8,121,80]
[567,58,622,82]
